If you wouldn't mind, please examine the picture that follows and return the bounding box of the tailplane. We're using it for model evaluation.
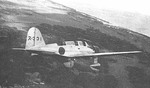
[25,27,45,49]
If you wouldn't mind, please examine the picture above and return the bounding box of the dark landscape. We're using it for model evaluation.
[0,0,150,88]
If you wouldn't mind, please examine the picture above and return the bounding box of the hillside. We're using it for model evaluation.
[88,9,150,37]
[0,0,150,88]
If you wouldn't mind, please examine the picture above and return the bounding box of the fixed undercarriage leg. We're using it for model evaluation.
[63,58,75,68]
[90,57,101,71]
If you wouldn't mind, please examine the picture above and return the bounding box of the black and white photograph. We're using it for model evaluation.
[0,0,150,88]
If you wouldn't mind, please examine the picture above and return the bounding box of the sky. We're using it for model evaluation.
[54,0,150,16]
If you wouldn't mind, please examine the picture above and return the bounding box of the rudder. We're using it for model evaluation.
[25,27,45,49]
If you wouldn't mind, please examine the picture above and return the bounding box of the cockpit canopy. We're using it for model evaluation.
[57,40,100,52]
[57,41,89,47]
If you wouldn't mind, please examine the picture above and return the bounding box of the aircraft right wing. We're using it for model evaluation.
[68,51,141,57]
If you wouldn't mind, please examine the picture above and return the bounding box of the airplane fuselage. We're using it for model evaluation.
[29,41,95,57]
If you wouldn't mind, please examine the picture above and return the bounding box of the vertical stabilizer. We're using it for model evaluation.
[25,27,45,49]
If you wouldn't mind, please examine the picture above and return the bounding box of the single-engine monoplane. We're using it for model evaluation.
[13,27,141,71]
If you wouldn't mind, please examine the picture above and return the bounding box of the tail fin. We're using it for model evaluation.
[25,27,45,49]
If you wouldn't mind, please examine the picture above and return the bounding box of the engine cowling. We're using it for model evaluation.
[63,60,74,68]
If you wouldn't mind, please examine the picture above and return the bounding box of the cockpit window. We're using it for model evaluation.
[65,41,75,45]
[82,41,86,46]
[57,41,66,46]
[75,41,78,46]
[57,41,89,46]
[78,41,84,46]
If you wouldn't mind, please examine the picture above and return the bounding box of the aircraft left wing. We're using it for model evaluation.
[68,51,141,57]
[12,48,58,55]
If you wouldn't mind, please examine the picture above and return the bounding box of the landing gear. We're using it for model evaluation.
[63,58,75,68]
[90,57,101,71]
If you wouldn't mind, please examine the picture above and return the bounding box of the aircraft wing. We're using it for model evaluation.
[69,51,141,57]
[13,48,141,57]
[12,48,58,55]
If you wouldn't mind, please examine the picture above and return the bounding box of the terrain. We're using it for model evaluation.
[0,0,150,88]
[79,9,150,37]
